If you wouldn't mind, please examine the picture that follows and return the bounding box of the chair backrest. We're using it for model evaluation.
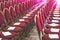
[25,2,28,9]
[3,8,12,22]
[0,2,5,11]
[14,5,20,15]
[0,11,6,27]
[12,0,16,5]
[18,3,23,12]
[39,11,44,28]
[28,1,30,7]
[9,1,13,7]
[4,1,9,8]
[12,0,19,5]
[9,6,16,18]
[22,2,26,11]
[35,14,42,32]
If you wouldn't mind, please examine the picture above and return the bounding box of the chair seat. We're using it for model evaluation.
[48,18,60,21]
[44,28,60,34]
[54,13,60,15]
[25,14,34,17]
[15,18,29,23]
[20,16,32,20]
[30,13,35,16]
[0,38,9,40]
[50,14,60,16]
[9,22,26,27]
[3,26,22,32]
[43,34,60,40]
[48,17,60,21]
[0,31,15,39]
[47,20,60,24]
[46,23,60,28]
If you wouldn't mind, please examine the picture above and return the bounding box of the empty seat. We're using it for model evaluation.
[14,10,35,23]
[3,26,22,32]
[0,31,15,39]
[0,11,6,29]
[43,34,60,40]
[46,23,60,28]
[48,19,60,24]
[44,28,60,34]
[15,18,29,23]
[9,19,26,27]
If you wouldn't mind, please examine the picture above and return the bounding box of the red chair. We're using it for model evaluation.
[14,11,35,23]
[35,13,42,40]
[9,6,17,20]
[8,6,26,27]
[3,8,12,22]
[9,11,35,27]
[35,15,42,32]
[0,11,6,28]
[2,7,22,33]
[15,11,35,22]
